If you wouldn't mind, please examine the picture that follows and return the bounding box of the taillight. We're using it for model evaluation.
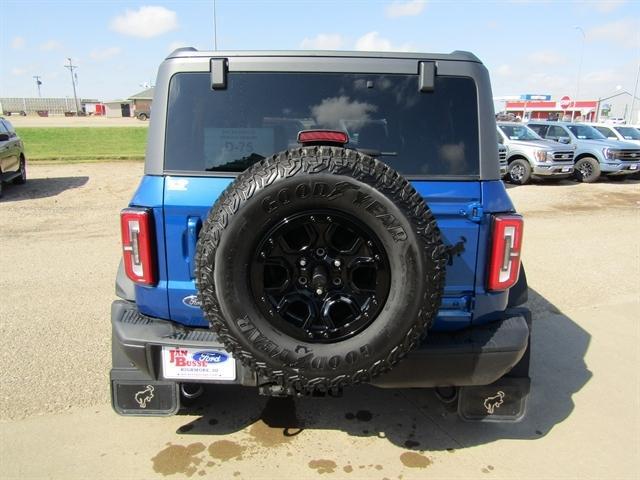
[487,215,524,291]
[120,208,156,286]
[297,130,349,145]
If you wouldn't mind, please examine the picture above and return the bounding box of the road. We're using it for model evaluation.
[1,163,638,479]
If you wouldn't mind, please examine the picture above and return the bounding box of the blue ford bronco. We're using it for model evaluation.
[111,49,531,422]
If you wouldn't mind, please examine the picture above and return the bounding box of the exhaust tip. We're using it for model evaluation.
[180,383,204,399]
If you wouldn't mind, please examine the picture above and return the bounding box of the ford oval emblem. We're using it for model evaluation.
[193,351,228,363]
[182,295,201,308]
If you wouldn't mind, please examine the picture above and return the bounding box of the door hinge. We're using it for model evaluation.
[461,202,484,223]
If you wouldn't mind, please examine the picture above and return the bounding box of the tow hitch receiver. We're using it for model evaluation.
[457,377,530,422]
[112,380,179,416]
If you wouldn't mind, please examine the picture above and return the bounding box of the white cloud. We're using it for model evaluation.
[355,31,414,52]
[520,72,571,92]
[110,6,178,38]
[10,67,27,76]
[386,0,427,18]
[581,69,623,87]
[40,40,63,51]
[300,33,344,50]
[587,18,640,45]
[11,36,25,49]
[527,51,566,65]
[593,0,627,13]
[89,47,121,61]
[495,64,513,76]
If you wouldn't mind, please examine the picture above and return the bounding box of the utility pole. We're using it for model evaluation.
[572,26,586,122]
[33,76,42,97]
[64,57,80,115]
[630,62,640,124]
[213,0,218,50]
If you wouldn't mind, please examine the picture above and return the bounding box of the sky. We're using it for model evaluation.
[1,0,639,107]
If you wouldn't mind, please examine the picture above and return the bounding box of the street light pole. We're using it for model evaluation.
[572,26,586,122]
[630,61,639,124]
[64,57,80,115]
[33,76,42,97]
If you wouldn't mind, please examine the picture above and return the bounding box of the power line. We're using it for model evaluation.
[64,57,80,115]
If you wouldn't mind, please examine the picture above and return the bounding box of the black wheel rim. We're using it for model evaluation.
[250,210,391,343]
[579,162,592,178]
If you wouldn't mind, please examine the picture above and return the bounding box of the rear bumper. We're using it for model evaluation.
[110,300,531,389]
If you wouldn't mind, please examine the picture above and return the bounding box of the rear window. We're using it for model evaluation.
[165,72,479,177]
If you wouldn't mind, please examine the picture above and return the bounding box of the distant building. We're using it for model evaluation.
[504,99,598,122]
[502,91,640,124]
[104,100,132,118]
[128,88,154,118]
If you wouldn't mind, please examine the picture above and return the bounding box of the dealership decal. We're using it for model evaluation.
[162,346,236,381]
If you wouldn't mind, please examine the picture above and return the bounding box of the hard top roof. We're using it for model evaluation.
[166,47,481,63]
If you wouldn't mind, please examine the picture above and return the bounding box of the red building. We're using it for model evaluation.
[504,99,598,122]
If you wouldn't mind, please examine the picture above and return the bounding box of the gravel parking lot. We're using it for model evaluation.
[0,162,638,479]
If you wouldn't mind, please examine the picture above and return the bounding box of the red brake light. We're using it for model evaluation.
[297,130,349,145]
[487,215,524,291]
[120,208,156,286]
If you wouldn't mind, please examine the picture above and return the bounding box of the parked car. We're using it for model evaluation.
[111,49,531,422]
[497,122,574,184]
[590,123,640,146]
[590,124,640,179]
[498,143,508,178]
[605,117,626,125]
[0,117,27,197]
[528,121,640,182]
[136,110,151,121]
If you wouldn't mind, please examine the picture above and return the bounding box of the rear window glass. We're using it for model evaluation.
[165,72,479,177]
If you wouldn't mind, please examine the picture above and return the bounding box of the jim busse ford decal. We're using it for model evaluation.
[167,348,229,366]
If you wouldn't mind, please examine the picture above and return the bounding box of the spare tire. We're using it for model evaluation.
[195,146,447,394]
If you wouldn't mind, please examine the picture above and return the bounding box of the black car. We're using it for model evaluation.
[0,117,27,197]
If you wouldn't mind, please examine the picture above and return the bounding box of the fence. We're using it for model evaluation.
[0,97,100,115]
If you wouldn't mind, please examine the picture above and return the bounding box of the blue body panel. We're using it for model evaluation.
[129,175,516,332]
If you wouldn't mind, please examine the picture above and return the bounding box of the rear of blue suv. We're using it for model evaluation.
[111,50,531,422]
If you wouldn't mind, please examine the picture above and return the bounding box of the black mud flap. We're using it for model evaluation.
[457,377,530,422]
[112,380,180,416]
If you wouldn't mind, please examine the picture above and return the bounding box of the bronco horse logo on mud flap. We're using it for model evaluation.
[134,385,155,409]
[483,391,505,414]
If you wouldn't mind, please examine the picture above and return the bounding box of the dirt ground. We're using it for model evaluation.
[7,115,148,128]
[0,163,638,479]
